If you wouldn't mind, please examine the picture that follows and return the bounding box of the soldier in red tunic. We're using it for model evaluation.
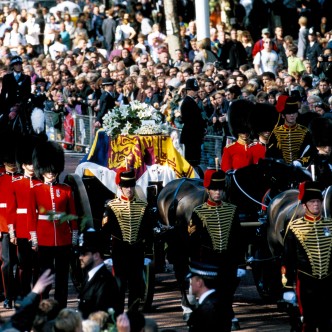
[221,100,254,172]
[6,137,44,298]
[27,141,78,309]
[0,134,20,309]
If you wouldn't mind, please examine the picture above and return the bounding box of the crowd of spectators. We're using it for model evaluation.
[0,0,331,152]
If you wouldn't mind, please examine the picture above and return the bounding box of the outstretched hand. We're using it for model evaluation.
[32,269,54,295]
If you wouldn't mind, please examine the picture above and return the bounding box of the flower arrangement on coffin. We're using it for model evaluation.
[102,101,167,138]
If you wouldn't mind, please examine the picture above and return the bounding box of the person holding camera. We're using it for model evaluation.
[316,47,332,81]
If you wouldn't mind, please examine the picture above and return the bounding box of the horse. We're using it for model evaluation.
[156,158,312,304]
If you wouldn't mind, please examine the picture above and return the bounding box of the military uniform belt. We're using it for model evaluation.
[17,208,27,214]
[0,203,7,208]
[38,214,63,220]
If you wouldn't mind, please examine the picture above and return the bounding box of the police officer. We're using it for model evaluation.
[186,261,230,332]
[266,96,315,167]
[27,141,78,309]
[283,181,332,331]
[0,56,31,133]
[188,169,244,330]
[102,167,153,312]
[78,229,121,319]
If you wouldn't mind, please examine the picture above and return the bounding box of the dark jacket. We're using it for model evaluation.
[78,264,121,319]
[187,290,232,332]
[96,91,116,124]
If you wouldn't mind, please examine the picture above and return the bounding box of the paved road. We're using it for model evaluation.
[0,153,291,331]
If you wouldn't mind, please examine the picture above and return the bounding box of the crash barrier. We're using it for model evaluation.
[46,112,230,166]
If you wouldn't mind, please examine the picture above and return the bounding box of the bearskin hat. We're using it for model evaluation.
[298,181,323,204]
[32,141,64,178]
[16,135,46,168]
[309,117,332,147]
[249,103,278,137]
[0,131,18,164]
[115,167,136,187]
[203,169,226,190]
[228,99,253,138]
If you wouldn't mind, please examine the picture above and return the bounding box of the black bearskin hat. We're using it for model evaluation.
[309,117,332,147]
[33,141,64,178]
[228,99,253,137]
[249,103,278,137]
[0,131,18,164]
[16,135,46,168]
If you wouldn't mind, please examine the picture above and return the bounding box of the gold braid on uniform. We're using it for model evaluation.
[107,198,147,244]
[194,202,236,252]
[274,124,308,164]
[289,218,332,279]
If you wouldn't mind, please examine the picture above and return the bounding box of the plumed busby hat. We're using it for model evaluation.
[185,78,199,91]
[228,99,253,137]
[32,141,64,178]
[282,96,299,114]
[298,181,323,204]
[309,117,332,147]
[203,169,226,190]
[10,55,23,66]
[115,167,136,187]
[186,260,219,279]
[249,103,278,136]
[275,94,289,113]
[78,229,106,255]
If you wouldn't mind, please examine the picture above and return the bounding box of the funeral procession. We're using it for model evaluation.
[0,0,332,331]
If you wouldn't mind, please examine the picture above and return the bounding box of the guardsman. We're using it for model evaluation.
[27,141,78,309]
[221,99,254,172]
[102,167,153,313]
[6,137,44,298]
[78,229,121,319]
[0,134,20,309]
[266,96,315,167]
[188,169,244,330]
[248,103,279,164]
[283,181,332,331]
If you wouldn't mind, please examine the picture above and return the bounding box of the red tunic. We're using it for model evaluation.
[0,172,20,232]
[7,176,42,239]
[27,182,78,246]
[221,140,252,172]
[249,141,267,164]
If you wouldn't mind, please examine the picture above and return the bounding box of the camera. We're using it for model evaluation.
[314,102,323,107]
[319,54,331,62]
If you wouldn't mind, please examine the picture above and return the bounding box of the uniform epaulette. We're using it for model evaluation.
[225,142,236,148]
[249,142,258,148]
[12,176,23,182]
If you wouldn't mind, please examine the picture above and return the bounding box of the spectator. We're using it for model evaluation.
[297,16,309,61]
[286,45,305,76]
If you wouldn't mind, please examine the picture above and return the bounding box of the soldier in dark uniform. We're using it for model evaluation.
[221,100,254,172]
[6,137,45,298]
[188,169,244,330]
[94,78,116,129]
[186,261,230,332]
[266,96,315,167]
[0,56,32,133]
[308,117,332,189]
[248,102,279,164]
[0,135,20,309]
[102,168,153,312]
[180,78,206,167]
[283,181,332,332]
[27,141,78,309]
[78,229,121,319]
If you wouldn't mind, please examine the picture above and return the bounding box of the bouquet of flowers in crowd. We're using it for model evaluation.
[102,101,165,138]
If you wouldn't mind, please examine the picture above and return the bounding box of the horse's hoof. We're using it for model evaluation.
[183,313,191,322]
[231,318,241,331]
